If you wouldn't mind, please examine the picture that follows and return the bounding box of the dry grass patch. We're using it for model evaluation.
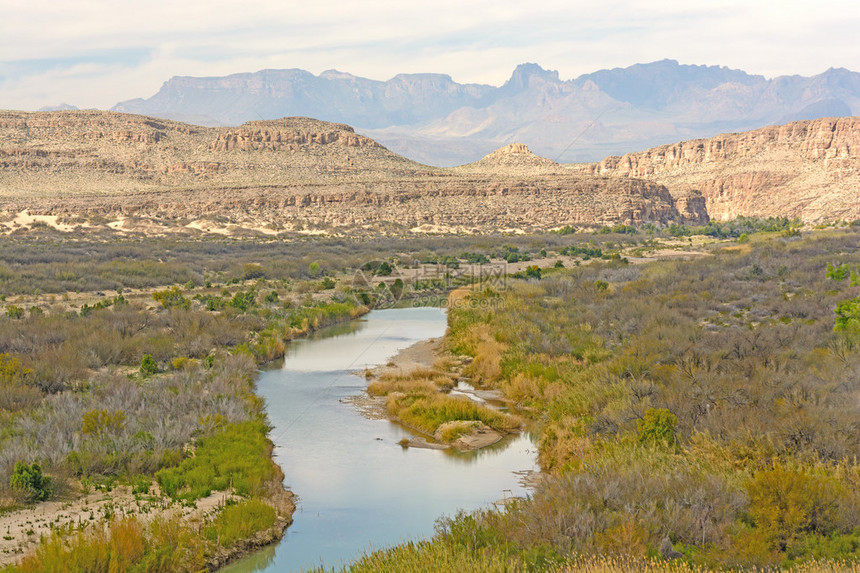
[367,368,454,396]
[384,392,520,439]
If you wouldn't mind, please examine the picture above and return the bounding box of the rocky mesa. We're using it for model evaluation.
[576,117,860,223]
[0,110,705,235]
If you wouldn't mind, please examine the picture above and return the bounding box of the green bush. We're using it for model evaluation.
[10,461,51,502]
[152,286,190,309]
[139,354,158,376]
[81,409,127,436]
[746,465,841,553]
[5,305,25,319]
[636,408,678,447]
[230,290,256,312]
[834,297,860,331]
[826,263,851,281]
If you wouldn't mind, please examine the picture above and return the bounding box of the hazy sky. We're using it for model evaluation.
[2,0,859,110]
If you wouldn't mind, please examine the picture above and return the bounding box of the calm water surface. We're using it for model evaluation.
[223,307,537,572]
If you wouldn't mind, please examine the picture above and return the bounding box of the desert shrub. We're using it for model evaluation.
[130,474,150,495]
[199,294,225,311]
[230,290,256,312]
[139,354,158,376]
[0,353,41,411]
[826,263,851,282]
[152,286,190,309]
[834,296,860,332]
[5,305,24,319]
[9,461,51,502]
[81,409,127,436]
[636,408,678,447]
[746,465,843,552]
[242,263,265,280]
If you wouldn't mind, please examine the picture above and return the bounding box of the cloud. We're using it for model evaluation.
[2,0,860,109]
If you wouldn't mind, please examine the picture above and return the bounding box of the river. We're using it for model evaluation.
[222,306,537,572]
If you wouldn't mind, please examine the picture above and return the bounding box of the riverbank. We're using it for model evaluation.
[232,306,537,572]
[0,481,294,570]
[0,297,369,571]
[206,480,296,570]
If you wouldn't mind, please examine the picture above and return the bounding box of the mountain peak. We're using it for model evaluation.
[504,63,561,90]
[460,142,558,171]
[319,69,358,80]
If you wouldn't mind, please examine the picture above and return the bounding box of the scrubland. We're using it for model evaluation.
[2,220,859,571]
[0,241,372,569]
[322,225,860,572]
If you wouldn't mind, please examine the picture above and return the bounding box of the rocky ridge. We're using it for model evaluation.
[0,110,705,235]
[576,117,860,223]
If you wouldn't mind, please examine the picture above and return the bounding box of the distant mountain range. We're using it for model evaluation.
[111,60,860,166]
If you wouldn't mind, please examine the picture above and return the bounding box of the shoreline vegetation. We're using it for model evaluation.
[318,227,860,572]
[358,335,522,451]
[0,219,857,571]
[0,281,369,571]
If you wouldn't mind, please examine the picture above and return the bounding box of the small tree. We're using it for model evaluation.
[10,461,51,502]
[830,266,860,332]
[834,297,860,332]
[374,262,392,276]
[826,262,850,281]
[230,290,256,312]
[389,278,404,300]
[140,354,158,376]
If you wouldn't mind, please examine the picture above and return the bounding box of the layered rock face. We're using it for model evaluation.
[577,117,860,222]
[208,121,382,152]
[0,111,702,234]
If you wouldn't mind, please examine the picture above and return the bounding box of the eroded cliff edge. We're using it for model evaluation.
[0,111,705,234]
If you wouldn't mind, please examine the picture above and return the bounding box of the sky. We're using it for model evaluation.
[2,0,859,111]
